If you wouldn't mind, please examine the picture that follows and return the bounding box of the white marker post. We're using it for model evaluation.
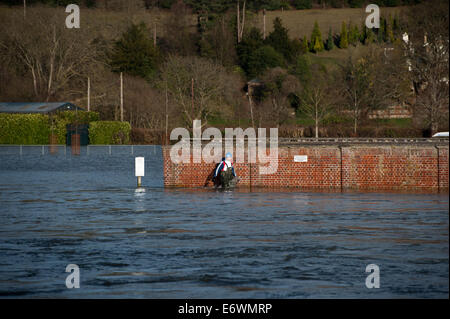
[135,157,145,187]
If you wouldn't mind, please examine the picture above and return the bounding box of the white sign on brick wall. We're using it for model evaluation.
[294,155,308,163]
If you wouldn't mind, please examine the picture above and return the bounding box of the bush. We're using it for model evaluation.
[247,45,285,78]
[292,0,312,9]
[109,22,160,80]
[131,128,165,144]
[89,121,131,145]
[50,111,99,144]
[0,111,100,145]
[0,113,50,144]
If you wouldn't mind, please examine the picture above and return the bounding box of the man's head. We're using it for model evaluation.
[225,152,232,161]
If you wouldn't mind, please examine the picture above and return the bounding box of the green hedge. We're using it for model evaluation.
[0,111,100,144]
[50,111,99,144]
[89,121,131,145]
[0,113,50,144]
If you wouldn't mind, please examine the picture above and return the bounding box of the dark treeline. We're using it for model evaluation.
[0,0,424,12]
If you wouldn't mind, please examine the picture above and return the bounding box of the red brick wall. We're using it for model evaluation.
[438,146,449,190]
[162,143,449,191]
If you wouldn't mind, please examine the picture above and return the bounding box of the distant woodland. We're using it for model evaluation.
[0,0,448,142]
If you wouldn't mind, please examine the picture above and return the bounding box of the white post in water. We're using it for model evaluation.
[135,157,145,187]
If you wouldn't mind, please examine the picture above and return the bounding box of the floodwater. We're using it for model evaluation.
[0,145,448,298]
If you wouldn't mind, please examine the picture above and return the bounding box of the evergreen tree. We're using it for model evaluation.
[266,17,298,62]
[291,54,311,85]
[364,26,376,44]
[353,24,360,45]
[300,35,309,54]
[109,23,159,79]
[247,46,285,78]
[378,16,386,42]
[310,21,324,52]
[386,15,395,43]
[312,37,321,53]
[359,22,366,43]
[237,27,265,76]
[326,27,334,50]
[293,0,312,9]
[393,13,400,33]
[348,22,359,46]
[339,21,348,49]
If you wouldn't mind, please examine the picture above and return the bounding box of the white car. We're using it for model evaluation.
[432,132,449,137]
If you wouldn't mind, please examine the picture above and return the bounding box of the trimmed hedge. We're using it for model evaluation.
[89,121,131,145]
[50,111,99,144]
[0,111,100,144]
[0,113,50,144]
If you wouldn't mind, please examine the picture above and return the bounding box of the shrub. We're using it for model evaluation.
[50,111,99,144]
[310,21,324,52]
[247,45,285,78]
[292,0,312,9]
[109,22,160,80]
[265,17,299,62]
[0,113,50,144]
[339,21,348,49]
[89,121,131,145]
[0,111,100,144]
[131,128,165,144]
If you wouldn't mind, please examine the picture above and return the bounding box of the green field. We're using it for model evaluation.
[252,7,406,39]
[0,5,406,41]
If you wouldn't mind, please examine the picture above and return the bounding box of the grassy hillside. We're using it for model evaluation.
[253,7,406,39]
[0,5,197,40]
[0,5,406,41]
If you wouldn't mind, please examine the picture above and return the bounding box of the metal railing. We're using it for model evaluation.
[0,144,161,156]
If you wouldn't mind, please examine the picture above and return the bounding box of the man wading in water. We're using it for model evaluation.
[214,152,239,188]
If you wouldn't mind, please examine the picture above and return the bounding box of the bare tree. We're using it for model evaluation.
[159,55,240,129]
[237,0,246,43]
[298,65,338,138]
[123,75,166,129]
[259,67,299,128]
[339,46,410,136]
[405,0,449,135]
[0,9,100,102]
[162,0,197,56]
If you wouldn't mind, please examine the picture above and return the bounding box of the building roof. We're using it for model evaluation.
[0,102,84,114]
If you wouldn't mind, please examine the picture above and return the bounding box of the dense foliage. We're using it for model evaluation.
[0,0,421,12]
[109,23,160,79]
[0,112,102,145]
[51,111,99,144]
[0,0,447,139]
[0,113,50,144]
[89,121,131,145]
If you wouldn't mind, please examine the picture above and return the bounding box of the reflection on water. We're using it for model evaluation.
[0,146,448,298]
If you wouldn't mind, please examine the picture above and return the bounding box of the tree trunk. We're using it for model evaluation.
[236,1,240,43]
[248,85,255,129]
[315,106,319,138]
